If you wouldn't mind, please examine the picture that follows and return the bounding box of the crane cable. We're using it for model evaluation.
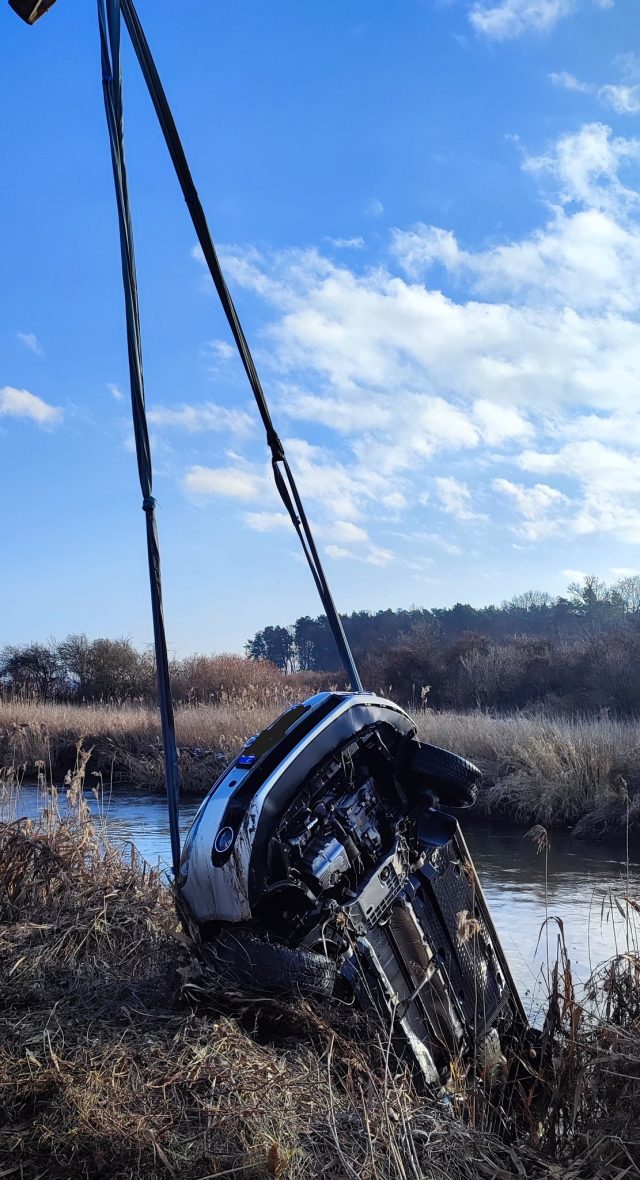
[115,0,363,695]
[97,0,363,874]
[98,0,181,877]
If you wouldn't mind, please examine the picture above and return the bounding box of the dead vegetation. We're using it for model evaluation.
[2,697,640,836]
[0,769,638,1179]
[416,710,640,837]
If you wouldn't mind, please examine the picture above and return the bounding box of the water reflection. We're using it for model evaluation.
[466,819,639,1017]
[2,784,638,1014]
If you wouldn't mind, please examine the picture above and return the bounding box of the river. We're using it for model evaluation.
[3,782,638,1018]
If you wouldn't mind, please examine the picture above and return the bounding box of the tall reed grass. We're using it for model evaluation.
[1,697,639,835]
[0,778,638,1177]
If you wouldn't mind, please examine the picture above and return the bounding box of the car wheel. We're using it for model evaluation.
[403,740,481,808]
[210,926,337,996]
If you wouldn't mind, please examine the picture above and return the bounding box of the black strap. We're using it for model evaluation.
[119,0,363,694]
[98,0,182,878]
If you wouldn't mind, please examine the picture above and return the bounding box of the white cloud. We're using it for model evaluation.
[183,465,269,500]
[366,545,395,567]
[284,436,388,521]
[469,0,575,40]
[204,339,235,362]
[435,477,484,522]
[550,56,640,117]
[327,236,365,249]
[393,126,640,316]
[494,478,570,539]
[549,70,592,93]
[382,491,408,511]
[16,331,44,356]
[107,382,125,401]
[598,53,640,114]
[393,529,463,556]
[148,402,253,435]
[611,566,639,577]
[525,122,640,212]
[516,440,640,541]
[331,520,370,545]
[244,511,291,532]
[473,399,533,445]
[322,520,394,565]
[190,119,640,559]
[562,567,589,580]
[326,543,354,560]
[0,386,62,428]
[599,84,640,114]
[280,388,391,434]
[325,540,394,567]
[391,225,463,277]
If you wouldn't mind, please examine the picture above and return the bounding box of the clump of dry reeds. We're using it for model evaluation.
[1,764,639,1179]
[524,912,640,1175]
[416,709,640,837]
[0,779,540,1180]
[2,698,640,833]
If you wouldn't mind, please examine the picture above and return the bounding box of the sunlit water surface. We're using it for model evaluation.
[3,783,638,1018]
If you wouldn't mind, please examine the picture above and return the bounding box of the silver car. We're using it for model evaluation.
[178,691,527,1087]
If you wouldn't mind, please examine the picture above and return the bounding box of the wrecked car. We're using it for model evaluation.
[178,691,528,1088]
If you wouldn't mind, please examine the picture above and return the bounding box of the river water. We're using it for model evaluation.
[3,783,638,1018]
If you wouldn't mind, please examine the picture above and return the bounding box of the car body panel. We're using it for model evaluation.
[178,690,527,1086]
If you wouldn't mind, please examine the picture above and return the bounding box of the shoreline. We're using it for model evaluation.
[2,697,639,841]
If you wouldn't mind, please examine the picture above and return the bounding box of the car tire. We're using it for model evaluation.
[404,740,481,808]
[211,926,336,996]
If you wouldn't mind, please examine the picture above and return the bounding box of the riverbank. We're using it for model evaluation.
[1,697,639,838]
[1,797,638,1178]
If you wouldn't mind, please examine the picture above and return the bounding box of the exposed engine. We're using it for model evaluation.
[178,693,528,1090]
[258,727,410,950]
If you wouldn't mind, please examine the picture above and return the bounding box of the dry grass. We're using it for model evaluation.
[415,710,640,836]
[0,773,638,1178]
[2,697,640,835]
[0,787,541,1179]
[0,696,282,794]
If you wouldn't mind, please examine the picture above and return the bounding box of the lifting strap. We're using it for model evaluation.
[97,0,364,873]
[98,0,181,877]
[118,0,363,695]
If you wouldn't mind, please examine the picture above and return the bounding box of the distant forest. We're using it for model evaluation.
[245,575,640,713]
[4,575,640,714]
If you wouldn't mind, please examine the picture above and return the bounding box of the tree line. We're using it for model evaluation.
[5,575,640,713]
[0,639,297,705]
[245,575,640,713]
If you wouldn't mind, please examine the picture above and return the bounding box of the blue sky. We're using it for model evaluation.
[2,0,639,655]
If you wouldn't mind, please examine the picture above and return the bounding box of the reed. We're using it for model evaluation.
[1,697,639,835]
[0,786,638,1178]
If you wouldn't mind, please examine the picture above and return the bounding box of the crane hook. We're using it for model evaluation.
[9,0,57,24]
